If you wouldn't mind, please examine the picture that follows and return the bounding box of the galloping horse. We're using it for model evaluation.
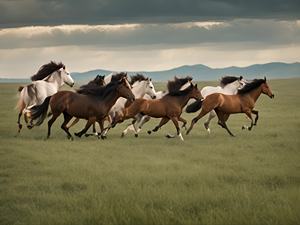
[200,76,245,133]
[121,76,193,137]
[29,77,135,140]
[186,77,274,136]
[66,72,130,135]
[101,74,157,137]
[116,81,201,141]
[16,61,74,132]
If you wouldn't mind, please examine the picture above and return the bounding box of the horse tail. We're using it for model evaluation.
[186,99,203,113]
[18,86,24,92]
[30,96,51,126]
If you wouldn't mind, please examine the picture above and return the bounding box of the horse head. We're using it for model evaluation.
[59,67,75,87]
[117,77,135,102]
[261,77,274,99]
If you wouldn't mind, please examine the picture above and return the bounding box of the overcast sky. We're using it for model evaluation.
[0,0,300,78]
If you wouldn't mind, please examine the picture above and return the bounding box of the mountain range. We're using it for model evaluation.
[1,62,299,83]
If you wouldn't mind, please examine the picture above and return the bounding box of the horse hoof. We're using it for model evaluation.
[165,134,175,138]
[74,132,81,138]
[135,134,138,138]
[147,130,151,135]
[68,136,74,141]
[121,133,125,138]
[27,125,33,129]
[242,126,245,130]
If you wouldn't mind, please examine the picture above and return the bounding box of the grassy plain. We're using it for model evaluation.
[0,78,299,225]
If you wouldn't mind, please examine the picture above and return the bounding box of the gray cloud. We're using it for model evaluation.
[0,0,300,27]
[1,20,299,50]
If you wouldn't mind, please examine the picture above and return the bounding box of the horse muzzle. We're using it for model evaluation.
[68,82,75,87]
[151,95,156,99]
[270,94,274,99]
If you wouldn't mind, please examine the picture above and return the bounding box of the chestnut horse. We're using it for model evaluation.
[29,77,135,140]
[186,77,274,136]
[115,82,201,141]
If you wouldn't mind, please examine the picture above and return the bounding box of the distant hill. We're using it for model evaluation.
[1,62,299,83]
[71,62,300,82]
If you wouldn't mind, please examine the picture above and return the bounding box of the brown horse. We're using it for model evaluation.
[186,77,274,136]
[115,82,201,141]
[65,75,106,134]
[29,77,135,140]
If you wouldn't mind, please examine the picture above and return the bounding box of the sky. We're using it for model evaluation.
[0,0,300,78]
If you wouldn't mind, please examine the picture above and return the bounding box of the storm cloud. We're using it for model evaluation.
[0,0,300,28]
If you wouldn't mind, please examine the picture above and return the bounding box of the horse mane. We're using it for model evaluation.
[111,72,127,82]
[31,61,65,81]
[130,74,147,85]
[167,76,193,94]
[167,84,193,96]
[219,76,240,87]
[237,79,266,95]
[77,75,105,93]
[77,80,120,98]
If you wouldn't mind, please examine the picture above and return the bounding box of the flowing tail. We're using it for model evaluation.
[186,99,203,113]
[30,96,51,126]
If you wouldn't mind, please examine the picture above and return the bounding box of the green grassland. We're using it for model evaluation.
[0,78,299,225]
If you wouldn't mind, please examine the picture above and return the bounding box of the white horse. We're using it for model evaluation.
[16,61,74,132]
[200,76,245,133]
[121,76,193,137]
[101,74,157,138]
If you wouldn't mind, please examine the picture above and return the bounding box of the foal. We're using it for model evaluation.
[186,77,274,136]
[29,77,135,139]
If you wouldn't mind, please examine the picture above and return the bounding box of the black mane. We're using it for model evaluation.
[167,76,193,94]
[167,83,193,96]
[77,80,120,98]
[130,74,147,85]
[111,72,127,82]
[220,76,241,87]
[77,75,105,93]
[31,61,65,81]
[237,79,266,95]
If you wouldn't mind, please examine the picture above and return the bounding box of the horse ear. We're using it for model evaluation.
[149,78,152,81]
[195,84,197,88]
[240,76,243,80]
[264,76,266,81]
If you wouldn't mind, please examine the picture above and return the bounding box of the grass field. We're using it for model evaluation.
[0,78,299,225]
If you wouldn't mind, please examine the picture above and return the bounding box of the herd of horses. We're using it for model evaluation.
[16,61,274,141]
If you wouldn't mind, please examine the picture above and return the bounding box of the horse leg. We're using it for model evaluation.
[186,107,212,135]
[148,117,169,135]
[204,110,216,134]
[47,113,60,139]
[97,119,107,139]
[66,118,79,129]
[61,113,74,140]
[74,118,95,138]
[252,109,259,125]
[215,110,235,137]
[167,117,184,141]
[242,111,254,131]
[17,111,23,133]
[178,116,187,130]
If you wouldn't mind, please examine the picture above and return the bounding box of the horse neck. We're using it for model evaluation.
[174,92,193,108]
[101,87,123,111]
[246,86,263,102]
[45,72,63,89]
[132,81,146,98]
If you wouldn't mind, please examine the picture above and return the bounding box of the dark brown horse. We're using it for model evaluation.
[186,77,274,136]
[29,77,135,139]
[115,82,201,141]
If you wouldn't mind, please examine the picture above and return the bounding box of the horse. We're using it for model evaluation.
[115,81,201,141]
[28,77,135,140]
[186,77,274,137]
[16,61,74,133]
[121,76,193,137]
[100,74,157,137]
[66,72,131,136]
[200,76,245,134]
